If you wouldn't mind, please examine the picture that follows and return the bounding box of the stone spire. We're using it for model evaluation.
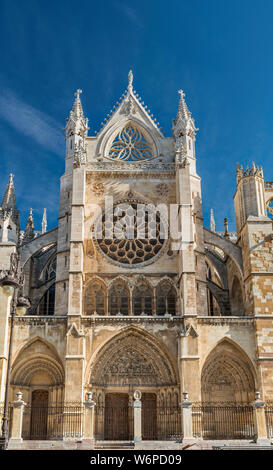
[173,90,197,139]
[72,89,84,119]
[210,209,215,232]
[23,208,35,243]
[0,173,19,225]
[42,208,47,234]
[176,90,191,124]
[65,89,89,139]
[173,90,198,172]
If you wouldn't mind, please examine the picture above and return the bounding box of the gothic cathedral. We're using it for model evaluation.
[0,71,273,446]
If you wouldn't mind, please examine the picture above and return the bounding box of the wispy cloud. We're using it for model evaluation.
[0,88,63,155]
[114,2,143,28]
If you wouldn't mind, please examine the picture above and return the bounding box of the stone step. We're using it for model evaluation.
[95,441,135,450]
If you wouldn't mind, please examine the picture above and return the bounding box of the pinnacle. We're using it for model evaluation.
[1,172,17,214]
[176,89,191,124]
[72,88,84,118]
[23,207,35,242]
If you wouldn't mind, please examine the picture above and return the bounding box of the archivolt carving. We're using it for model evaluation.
[201,340,255,398]
[11,355,64,386]
[89,329,178,387]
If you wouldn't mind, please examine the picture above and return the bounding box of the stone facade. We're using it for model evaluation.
[1,72,273,444]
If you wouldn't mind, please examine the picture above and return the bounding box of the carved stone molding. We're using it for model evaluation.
[89,329,178,387]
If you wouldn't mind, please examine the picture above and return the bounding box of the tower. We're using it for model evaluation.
[234,162,267,236]
[234,161,273,398]
[0,174,19,269]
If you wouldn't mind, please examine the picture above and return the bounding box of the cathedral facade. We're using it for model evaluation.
[0,72,273,446]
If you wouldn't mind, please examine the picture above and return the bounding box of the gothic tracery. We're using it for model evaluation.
[108,125,154,161]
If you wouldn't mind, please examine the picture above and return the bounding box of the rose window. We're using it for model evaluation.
[108,125,153,161]
[94,203,166,266]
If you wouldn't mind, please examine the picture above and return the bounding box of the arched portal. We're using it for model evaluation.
[10,338,65,440]
[201,339,256,403]
[88,328,180,440]
[89,328,178,388]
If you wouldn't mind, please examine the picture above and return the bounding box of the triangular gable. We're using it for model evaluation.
[95,71,163,139]
[66,322,84,338]
[181,323,199,338]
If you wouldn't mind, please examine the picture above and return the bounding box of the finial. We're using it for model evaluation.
[178,89,185,99]
[75,89,82,99]
[128,70,133,91]
[9,173,14,183]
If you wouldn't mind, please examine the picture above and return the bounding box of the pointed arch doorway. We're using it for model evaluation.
[90,329,179,440]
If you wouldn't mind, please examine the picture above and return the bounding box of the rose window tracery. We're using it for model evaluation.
[94,203,166,266]
[108,125,154,161]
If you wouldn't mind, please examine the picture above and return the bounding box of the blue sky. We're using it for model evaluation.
[0,0,273,232]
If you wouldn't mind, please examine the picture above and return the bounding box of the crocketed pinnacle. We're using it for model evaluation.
[23,208,35,242]
[72,89,84,119]
[176,89,192,124]
[65,89,89,138]
[1,174,17,213]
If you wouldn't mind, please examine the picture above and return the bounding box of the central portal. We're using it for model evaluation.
[104,393,130,440]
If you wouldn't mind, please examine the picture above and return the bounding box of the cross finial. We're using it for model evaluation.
[128,70,133,91]
[75,89,82,99]
[9,173,14,183]
[178,89,185,99]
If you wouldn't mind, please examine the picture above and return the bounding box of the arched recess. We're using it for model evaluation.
[132,283,153,315]
[87,327,179,388]
[109,279,130,315]
[11,337,65,402]
[155,279,177,316]
[230,275,244,316]
[96,117,160,161]
[201,338,256,403]
[84,278,107,315]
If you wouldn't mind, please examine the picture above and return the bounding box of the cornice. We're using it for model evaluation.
[198,316,254,326]
[81,315,184,326]
[86,162,176,178]
[13,316,67,326]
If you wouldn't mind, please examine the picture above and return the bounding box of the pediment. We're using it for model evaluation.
[94,73,165,161]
